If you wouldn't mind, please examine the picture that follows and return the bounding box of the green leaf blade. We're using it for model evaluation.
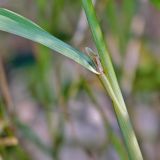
[0,8,98,74]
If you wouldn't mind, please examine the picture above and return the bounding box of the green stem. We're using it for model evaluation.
[82,78,128,160]
[99,74,142,160]
[82,0,143,159]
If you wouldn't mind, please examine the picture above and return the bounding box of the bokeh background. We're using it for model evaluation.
[0,0,160,160]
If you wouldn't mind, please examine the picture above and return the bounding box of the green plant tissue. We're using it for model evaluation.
[151,0,160,9]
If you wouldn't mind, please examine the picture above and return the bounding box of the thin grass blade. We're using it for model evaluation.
[0,8,98,74]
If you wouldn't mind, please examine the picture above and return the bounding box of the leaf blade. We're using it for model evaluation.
[0,8,98,74]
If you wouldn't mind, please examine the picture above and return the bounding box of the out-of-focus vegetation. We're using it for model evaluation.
[0,0,160,160]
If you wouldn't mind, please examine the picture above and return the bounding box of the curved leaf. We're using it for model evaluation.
[0,8,98,74]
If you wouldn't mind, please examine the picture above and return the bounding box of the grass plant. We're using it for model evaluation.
[0,1,144,159]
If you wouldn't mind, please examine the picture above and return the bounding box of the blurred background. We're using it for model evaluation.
[0,0,160,160]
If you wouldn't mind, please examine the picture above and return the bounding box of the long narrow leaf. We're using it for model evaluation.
[0,8,98,74]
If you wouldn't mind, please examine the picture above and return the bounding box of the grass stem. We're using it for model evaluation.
[82,0,143,159]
